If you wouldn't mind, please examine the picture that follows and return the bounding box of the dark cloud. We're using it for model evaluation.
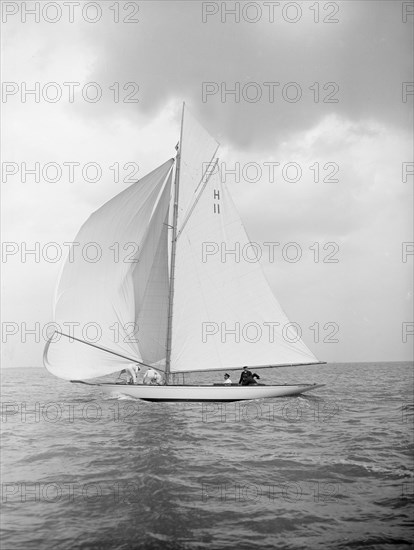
[76,1,413,150]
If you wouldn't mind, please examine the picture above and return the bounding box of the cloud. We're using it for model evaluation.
[226,115,412,240]
[73,1,413,149]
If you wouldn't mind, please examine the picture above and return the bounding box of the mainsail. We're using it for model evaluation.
[169,110,318,372]
[45,105,320,381]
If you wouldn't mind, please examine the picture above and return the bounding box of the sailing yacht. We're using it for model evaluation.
[44,104,325,401]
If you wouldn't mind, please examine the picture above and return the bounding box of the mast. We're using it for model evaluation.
[165,103,184,384]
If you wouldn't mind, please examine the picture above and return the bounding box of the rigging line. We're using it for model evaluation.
[51,331,154,368]
[175,152,219,240]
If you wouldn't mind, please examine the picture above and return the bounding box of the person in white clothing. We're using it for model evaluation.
[224,373,232,384]
[143,368,162,385]
[124,364,140,384]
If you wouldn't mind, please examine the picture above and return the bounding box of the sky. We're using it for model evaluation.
[1,0,413,367]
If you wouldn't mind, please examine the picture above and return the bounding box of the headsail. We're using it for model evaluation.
[44,159,173,380]
[134,184,171,366]
[169,107,319,373]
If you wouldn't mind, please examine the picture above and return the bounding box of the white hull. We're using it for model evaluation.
[96,383,325,402]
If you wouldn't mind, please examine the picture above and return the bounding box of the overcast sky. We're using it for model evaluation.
[2,0,413,367]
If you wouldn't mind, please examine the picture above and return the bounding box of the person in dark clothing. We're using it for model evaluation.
[238,366,260,385]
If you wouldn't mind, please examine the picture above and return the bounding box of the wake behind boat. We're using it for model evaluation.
[44,103,325,401]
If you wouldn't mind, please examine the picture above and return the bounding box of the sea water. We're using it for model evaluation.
[1,362,413,549]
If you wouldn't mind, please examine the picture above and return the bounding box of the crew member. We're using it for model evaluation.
[124,364,140,384]
[238,366,260,386]
[143,368,162,385]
